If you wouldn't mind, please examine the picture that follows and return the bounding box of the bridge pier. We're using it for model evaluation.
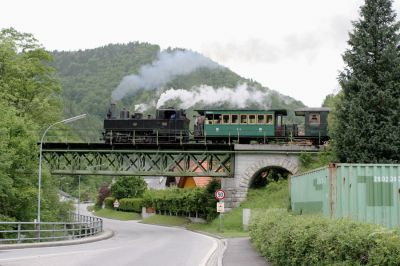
[221,178,248,210]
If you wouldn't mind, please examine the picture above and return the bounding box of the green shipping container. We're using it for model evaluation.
[290,163,400,228]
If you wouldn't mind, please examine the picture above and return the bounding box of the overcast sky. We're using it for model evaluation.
[2,0,398,106]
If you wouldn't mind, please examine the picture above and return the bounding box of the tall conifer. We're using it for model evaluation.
[334,0,400,163]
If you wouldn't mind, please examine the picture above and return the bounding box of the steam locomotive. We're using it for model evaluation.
[103,103,330,145]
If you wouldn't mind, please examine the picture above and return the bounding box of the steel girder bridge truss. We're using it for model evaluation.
[42,149,234,177]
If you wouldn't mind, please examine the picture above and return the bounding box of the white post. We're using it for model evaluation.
[78,175,81,219]
[243,208,251,231]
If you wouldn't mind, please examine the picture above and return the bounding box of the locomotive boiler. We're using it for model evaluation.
[103,103,190,144]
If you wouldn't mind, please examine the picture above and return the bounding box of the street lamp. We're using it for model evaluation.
[38,114,87,224]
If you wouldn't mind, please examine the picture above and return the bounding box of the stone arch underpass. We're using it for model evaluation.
[221,152,301,211]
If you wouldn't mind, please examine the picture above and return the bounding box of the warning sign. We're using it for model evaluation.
[217,202,225,213]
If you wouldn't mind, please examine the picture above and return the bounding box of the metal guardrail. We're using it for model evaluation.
[0,213,102,244]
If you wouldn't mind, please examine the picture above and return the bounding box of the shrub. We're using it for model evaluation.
[104,197,115,209]
[0,214,16,239]
[111,176,147,199]
[96,184,111,207]
[249,209,400,265]
[142,179,220,220]
[118,198,143,213]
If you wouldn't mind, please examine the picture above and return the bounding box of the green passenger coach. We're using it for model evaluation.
[194,109,288,144]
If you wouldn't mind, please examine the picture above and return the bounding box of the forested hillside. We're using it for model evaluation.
[51,43,305,141]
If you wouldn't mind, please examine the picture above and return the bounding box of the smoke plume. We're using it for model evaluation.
[111,50,221,101]
[134,103,150,112]
[156,84,271,109]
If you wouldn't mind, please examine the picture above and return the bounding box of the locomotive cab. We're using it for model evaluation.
[156,108,187,120]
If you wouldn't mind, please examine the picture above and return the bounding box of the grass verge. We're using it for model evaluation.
[87,205,96,212]
[141,215,190,226]
[94,208,141,221]
[186,180,289,237]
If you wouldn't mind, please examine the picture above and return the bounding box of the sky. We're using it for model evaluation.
[2,0,398,107]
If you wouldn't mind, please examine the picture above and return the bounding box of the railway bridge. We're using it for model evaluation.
[42,143,321,211]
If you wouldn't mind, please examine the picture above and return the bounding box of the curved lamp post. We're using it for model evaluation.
[38,114,87,223]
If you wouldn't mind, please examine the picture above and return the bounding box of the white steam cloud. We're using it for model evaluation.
[134,103,150,112]
[112,50,221,101]
[156,84,271,109]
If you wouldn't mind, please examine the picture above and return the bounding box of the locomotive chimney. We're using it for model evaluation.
[120,107,130,119]
[110,103,116,119]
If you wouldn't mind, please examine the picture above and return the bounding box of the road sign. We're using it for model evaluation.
[113,199,120,208]
[217,202,225,213]
[214,189,226,200]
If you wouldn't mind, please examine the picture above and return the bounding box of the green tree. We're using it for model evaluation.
[334,0,400,163]
[0,100,36,220]
[0,28,70,221]
[0,100,70,221]
[0,28,62,127]
[111,176,147,199]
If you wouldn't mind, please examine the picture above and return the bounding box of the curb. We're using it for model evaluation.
[205,238,227,266]
[183,229,227,266]
[199,237,218,266]
[218,239,228,266]
[0,230,114,250]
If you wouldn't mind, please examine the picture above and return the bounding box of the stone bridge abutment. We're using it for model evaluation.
[221,144,318,211]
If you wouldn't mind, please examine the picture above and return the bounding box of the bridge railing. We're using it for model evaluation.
[0,213,102,244]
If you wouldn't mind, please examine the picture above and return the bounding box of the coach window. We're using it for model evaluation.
[266,115,273,124]
[214,115,221,124]
[257,115,265,124]
[249,114,256,124]
[240,114,248,124]
[232,114,238,124]
[205,114,214,124]
[309,113,320,125]
[222,114,230,124]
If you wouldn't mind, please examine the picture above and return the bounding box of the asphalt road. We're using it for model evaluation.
[0,205,216,266]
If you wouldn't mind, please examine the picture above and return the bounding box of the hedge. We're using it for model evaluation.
[104,179,220,220]
[118,198,143,213]
[249,209,400,265]
[104,197,115,209]
[142,186,218,221]
[105,189,216,219]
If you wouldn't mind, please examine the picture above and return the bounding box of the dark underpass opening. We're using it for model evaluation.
[250,167,290,188]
